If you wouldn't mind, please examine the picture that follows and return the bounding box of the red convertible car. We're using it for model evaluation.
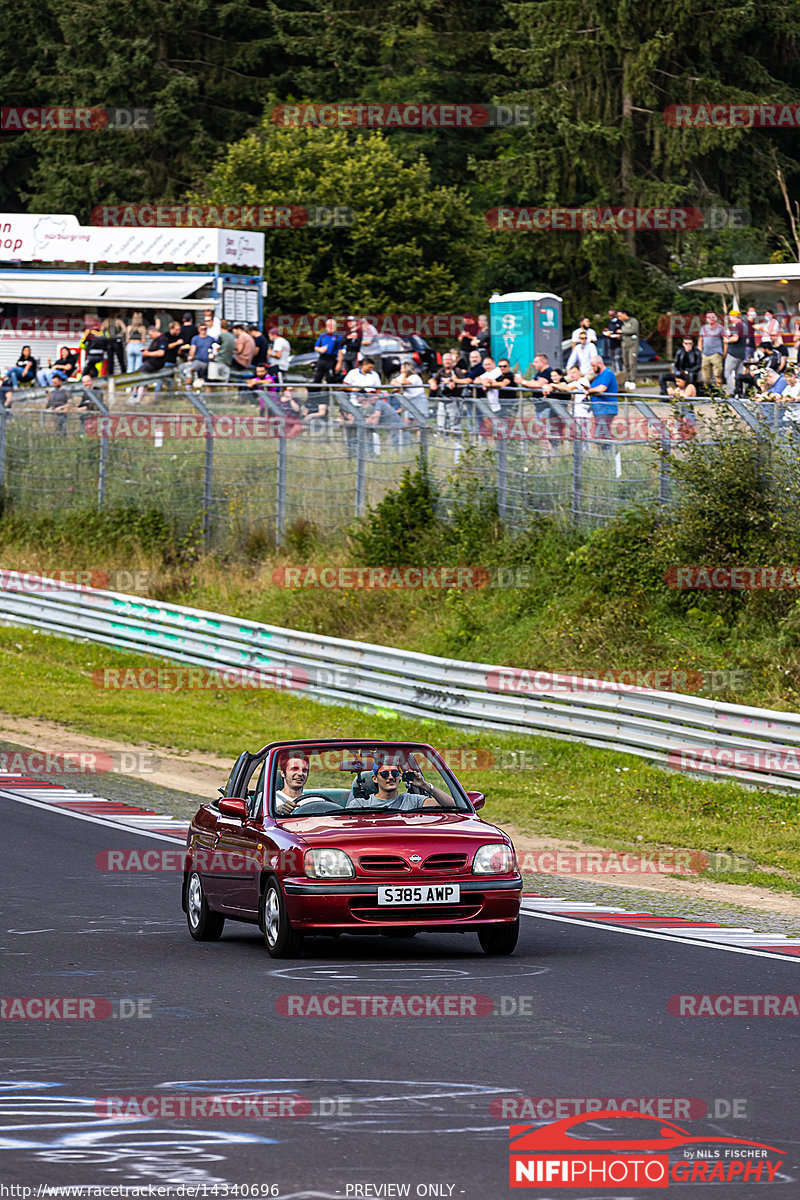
[182,739,522,957]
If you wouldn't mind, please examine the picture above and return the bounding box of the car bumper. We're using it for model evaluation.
[283,875,522,931]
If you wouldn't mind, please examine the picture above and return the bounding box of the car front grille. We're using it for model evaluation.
[422,853,468,871]
[358,855,411,872]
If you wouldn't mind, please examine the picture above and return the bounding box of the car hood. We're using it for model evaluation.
[286,811,511,851]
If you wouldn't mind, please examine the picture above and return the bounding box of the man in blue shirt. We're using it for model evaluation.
[313,318,344,385]
[584,355,619,450]
[184,323,215,383]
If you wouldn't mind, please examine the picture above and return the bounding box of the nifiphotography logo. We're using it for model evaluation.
[508,1110,784,1187]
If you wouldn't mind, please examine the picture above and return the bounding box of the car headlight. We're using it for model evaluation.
[473,843,515,875]
[304,848,355,879]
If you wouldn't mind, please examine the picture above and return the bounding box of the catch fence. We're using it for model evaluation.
[0,377,790,549]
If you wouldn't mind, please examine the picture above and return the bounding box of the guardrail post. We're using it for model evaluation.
[276,431,287,547]
[203,425,213,548]
[496,436,508,521]
[571,424,583,523]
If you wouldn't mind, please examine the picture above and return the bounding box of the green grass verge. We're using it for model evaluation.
[0,624,797,896]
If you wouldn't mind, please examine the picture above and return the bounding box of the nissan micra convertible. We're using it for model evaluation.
[182,739,522,957]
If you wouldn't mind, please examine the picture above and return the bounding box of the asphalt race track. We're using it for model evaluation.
[1,795,798,1198]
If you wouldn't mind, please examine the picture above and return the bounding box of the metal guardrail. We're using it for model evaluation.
[1,575,799,793]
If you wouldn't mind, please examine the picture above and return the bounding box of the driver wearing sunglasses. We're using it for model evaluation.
[347,759,456,810]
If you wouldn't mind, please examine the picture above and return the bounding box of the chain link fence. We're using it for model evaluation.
[0,374,789,550]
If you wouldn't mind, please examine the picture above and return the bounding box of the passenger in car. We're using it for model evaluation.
[347,760,456,810]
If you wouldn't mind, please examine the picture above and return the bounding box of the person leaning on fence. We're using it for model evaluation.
[430,351,467,432]
[584,355,619,451]
[240,363,276,413]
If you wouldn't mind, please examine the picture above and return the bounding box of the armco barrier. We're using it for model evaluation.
[1,574,799,791]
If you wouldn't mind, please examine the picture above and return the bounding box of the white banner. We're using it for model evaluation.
[0,214,264,269]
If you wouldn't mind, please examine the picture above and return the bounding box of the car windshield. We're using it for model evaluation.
[271,743,470,817]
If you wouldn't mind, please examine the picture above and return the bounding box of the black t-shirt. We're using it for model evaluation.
[179,321,198,344]
[496,368,517,400]
[143,335,168,371]
[251,332,268,366]
[15,354,37,375]
[46,387,69,409]
[725,319,747,361]
[163,334,184,365]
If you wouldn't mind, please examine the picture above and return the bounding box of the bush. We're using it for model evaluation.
[349,465,438,566]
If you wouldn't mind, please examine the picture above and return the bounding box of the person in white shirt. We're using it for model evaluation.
[343,359,382,392]
[566,330,596,375]
[202,308,221,340]
[564,366,593,439]
[571,316,597,345]
[390,361,428,418]
[267,327,292,380]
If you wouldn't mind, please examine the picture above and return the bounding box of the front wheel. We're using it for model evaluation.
[261,878,304,958]
[186,871,225,941]
[478,917,519,956]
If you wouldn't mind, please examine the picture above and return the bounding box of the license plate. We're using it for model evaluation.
[377,884,460,906]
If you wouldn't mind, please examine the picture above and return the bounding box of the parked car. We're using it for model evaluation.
[284,335,438,385]
[182,739,522,958]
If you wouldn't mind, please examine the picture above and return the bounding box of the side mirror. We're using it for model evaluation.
[219,797,248,820]
[467,791,485,811]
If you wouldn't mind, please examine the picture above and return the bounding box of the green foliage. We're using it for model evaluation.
[348,465,438,566]
[197,122,484,313]
[0,507,172,554]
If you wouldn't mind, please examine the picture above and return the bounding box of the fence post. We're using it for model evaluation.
[659,430,671,507]
[203,426,213,548]
[355,421,366,517]
[98,433,108,509]
[0,407,6,493]
[276,431,287,548]
[571,424,583,523]
[496,436,508,521]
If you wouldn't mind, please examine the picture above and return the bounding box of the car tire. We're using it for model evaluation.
[186,871,225,942]
[260,878,304,959]
[478,917,519,956]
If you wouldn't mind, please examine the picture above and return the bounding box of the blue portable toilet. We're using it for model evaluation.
[489,291,563,373]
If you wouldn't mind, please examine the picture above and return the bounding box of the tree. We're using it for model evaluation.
[196,121,486,313]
